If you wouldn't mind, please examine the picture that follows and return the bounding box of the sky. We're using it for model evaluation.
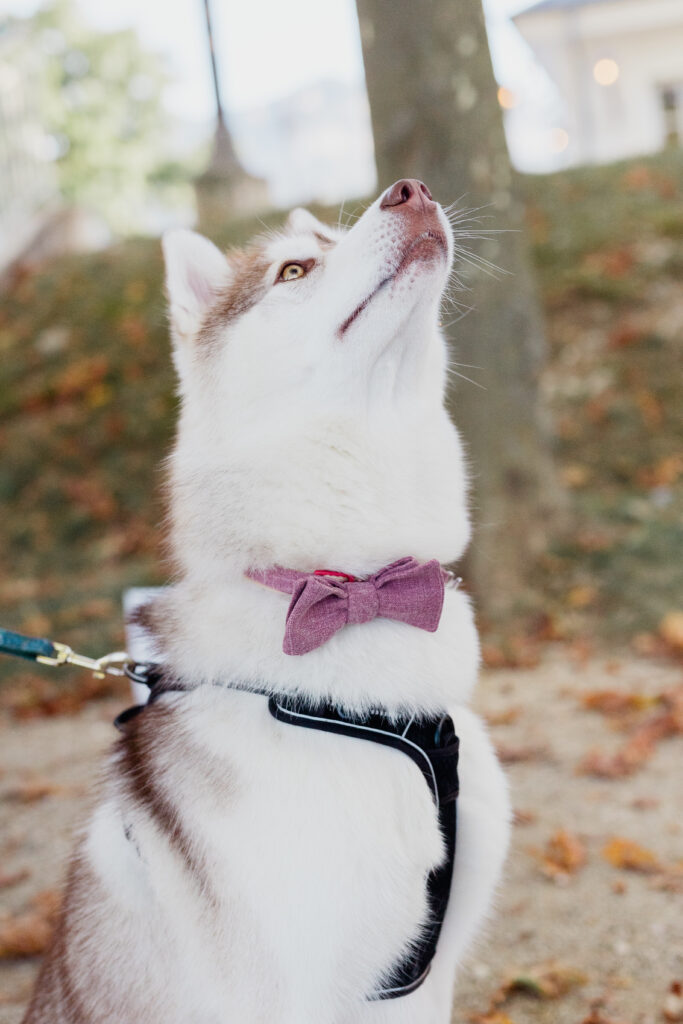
[0,0,563,173]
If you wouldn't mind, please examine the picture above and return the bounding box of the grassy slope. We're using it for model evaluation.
[522,152,683,641]
[0,153,681,698]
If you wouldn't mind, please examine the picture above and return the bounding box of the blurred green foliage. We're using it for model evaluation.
[1,0,195,232]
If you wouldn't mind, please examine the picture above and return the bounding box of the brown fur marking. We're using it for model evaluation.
[200,244,270,347]
[116,704,206,885]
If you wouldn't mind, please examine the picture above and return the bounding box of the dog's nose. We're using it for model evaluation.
[380,179,434,210]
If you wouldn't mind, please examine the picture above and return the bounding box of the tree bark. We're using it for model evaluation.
[357,0,564,621]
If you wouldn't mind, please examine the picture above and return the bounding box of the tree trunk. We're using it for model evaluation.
[357,0,564,622]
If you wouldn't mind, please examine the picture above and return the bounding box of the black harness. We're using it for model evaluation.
[117,665,460,1001]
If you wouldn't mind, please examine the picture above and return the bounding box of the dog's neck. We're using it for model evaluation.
[146,405,478,715]
[168,403,469,583]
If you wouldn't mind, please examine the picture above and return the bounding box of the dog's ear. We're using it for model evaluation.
[286,207,328,236]
[162,229,230,363]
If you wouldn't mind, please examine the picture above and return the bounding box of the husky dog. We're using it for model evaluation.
[24,180,510,1023]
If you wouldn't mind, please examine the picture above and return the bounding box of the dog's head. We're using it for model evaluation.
[163,180,453,423]
[162,181,469,576]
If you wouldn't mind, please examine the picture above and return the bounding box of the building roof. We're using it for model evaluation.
[515,0,615,16]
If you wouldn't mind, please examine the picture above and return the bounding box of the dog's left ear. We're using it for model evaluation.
[162,228,229,337]
[286,207,328,236]
[162,229,231,382]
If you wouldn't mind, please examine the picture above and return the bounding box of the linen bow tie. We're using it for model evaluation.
[247,557,449,655]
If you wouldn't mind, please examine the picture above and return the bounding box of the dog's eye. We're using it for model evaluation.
[279,262,307,282]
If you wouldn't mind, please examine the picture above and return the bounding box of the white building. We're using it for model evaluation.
[513,0,683,166]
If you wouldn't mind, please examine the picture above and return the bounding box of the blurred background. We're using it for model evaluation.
[0,2,682,1019]
[0,0,681,679]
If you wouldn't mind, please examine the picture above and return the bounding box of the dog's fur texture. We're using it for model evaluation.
[23,183,511,1023]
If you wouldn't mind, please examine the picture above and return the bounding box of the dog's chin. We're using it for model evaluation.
[338,262,447,348]
[338,232,448,341]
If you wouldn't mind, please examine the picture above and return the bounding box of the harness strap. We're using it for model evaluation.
[115,665,459,1002]
[268,695,459,1000]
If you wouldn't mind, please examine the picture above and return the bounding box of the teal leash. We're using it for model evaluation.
[0,626,131,678]
[0,627,56,662]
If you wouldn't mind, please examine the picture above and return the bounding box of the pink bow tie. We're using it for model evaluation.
[247,557,449,655]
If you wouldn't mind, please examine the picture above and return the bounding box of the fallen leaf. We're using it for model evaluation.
[602,837,660,873]
[660,612,683,653]
[631,797,660,810]
[664,981,683,1022]
[3,780,66,803]
[0,868,30,890]
[580,1000,629,1024]
[581,690,659,715]
[501,962,587,999]
[636,455,683,488]
[496,744,550,764]
[579,686,683,777]
[566,585,598,609]
[651,867,683,893]
[0,889,61,958]
[561,464,591,488]
[485,708,520,727]
[535,829,586,880]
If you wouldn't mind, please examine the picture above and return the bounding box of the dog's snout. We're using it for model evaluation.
[380,179,434,211]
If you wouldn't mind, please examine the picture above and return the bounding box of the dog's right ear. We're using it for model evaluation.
[162,229,230,374]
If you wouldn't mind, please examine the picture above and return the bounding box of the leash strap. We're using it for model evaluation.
[0,626,132,677]
[0,628,56,662]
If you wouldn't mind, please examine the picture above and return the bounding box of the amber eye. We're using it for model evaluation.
[279,262,306,282]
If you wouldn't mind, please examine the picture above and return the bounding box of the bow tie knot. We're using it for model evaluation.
[247,557,449,656]
[346,579,381,625]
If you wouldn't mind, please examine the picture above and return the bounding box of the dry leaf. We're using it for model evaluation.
[660,612,683,653]
[664,981,683,1022]
[485,708,520,727]
[501,962,587,999]
[561,464,591,488]
[537,829,586,880]
[0,889,61,958]
[580,1000,629,1024]
[602,837,660,873]
[566,585,598,609]
[581,690,659,715]
[496,743,550,765]
[579,686,683,778]
[0,868,30,890]
[3,779,66,803]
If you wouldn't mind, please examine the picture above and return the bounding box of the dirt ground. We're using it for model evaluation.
[0,650,681,1023]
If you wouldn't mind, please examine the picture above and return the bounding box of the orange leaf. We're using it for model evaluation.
[500,962,587,999]
[660,612,683,653]
[539,829,586,879]
[581,689,658,714]
[0,889,61,958]
[0,868,30,889]
[602,838,660,873]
